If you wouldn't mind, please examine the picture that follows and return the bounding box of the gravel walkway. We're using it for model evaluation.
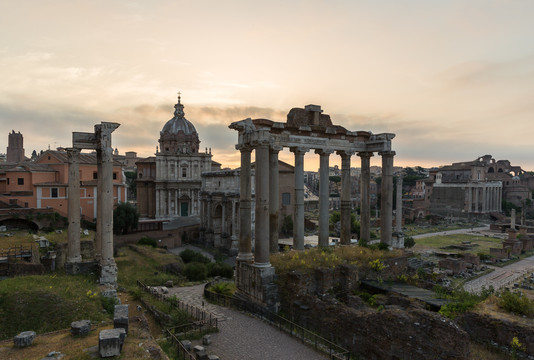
[166,284,327,360]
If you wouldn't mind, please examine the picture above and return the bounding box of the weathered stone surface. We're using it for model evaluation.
[457,311,534,355]
[165,280,174,288]
[193,345,205,353]
[207,355,220,360]
[98,328,125,357]
[13,331,36,348]
[195,350,209,360]
[181,339,192,351]
[40,351,64,359]
[202,334,211,345]
[285,295,469,360]
[70,320,91,336]
[113,304,129,333]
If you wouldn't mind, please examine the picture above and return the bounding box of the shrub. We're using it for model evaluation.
[183,262,208,281]
[437,288,490,319]
[377,242,389,251]
[138,236,157,248]
[209,282,236,296]
[498,289,534,316]
[101,295,120,315]
[113,202,139,235]
[404,236,415,248]
[207,262,234,279]
[281,215,293,236]
[179,249,211,264]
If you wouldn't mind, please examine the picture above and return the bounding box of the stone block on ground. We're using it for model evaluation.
[193,345,205,353]
[165,280,174,288]
[202,334,211,345]
[207,355,220,360]
[40,351,64,359]
[98,328,125,357]
[181,340,192,351]
[71,320,91,336]
[161,286,169,294]
[114,304,129,333]
[13,331,36,348]
[195,350,209,360]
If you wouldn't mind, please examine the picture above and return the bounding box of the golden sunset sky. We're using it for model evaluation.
[1,0,533,171]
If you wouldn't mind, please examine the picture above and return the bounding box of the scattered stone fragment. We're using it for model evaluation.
[99,328,125,357]
[71,320,91,337]
[114,304,129,333]
[181,340,192,351]
[13,331,36,348]
[202,334,211,345]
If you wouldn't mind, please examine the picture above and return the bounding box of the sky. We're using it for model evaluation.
[1,0,534,171]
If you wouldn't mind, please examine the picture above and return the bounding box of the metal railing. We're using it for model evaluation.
[204,280,351,360]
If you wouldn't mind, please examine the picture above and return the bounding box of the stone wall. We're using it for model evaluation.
[457,311,534,355]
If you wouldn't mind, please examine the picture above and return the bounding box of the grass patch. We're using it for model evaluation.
[413,234,502,255]
[208,282,236,296]
[0,273,108,340]
[271,245,402,275]
[435,285,493,319]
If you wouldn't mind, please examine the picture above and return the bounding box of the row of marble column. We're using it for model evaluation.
[66,147,115,267]
[155,158,198,180]
[467,185,502,213]
[155,188,200,218]
[237,142,395,267]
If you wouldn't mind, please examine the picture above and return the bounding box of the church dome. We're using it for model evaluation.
[161,97,197,136]
[159,94,200,154]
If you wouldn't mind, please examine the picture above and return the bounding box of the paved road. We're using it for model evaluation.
[412,226,490,239]
[464,255,534,293]
[165,284,327,360]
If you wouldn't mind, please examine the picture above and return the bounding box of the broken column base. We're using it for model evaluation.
[235,262,279,312]
[99,261,118,287]
[391,231,404,249]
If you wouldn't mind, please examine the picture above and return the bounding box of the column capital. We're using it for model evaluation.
[357,151,374,158]
[66,147,81,162]
[290,146,309,155]
[270,145,283,153]
[315,148,334,156]
[378,150,396,157]
[236,144,253,152]
[336,150,355,158]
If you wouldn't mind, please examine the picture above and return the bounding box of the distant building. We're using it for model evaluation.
[6,130,25,163]
[0,149,126,219]
[136,95,220,219]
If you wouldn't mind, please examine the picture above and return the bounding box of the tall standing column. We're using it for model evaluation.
[291,147,308,250]
[95,149,103,259]
[338,151,352,245]
[67,148,82,264]
[474,187,479,213]
[317,149,332,247]
[358,152,373,244]
[269,146,281,253]
[467,186,472,213]
[237,145,253,261]
[379,151,395,246]
[255,143,270,266]
[395,177,403,233]
[482,186,487,213]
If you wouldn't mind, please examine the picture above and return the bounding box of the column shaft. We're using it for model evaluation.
[358,152,372,243]
[237,147,253,261]
[380,151,395,246]
[67,148,81,263]
[96,149,103,258]
[317,150,331,247]
[255,144,270,266]
[292,148,307,250]
[339,152,352,245]
[269,148,280,253]
[100,147,114,263]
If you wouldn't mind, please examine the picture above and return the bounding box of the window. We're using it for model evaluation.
[139,172,143,179]
[17,178,24,185]
[113,172,117,180]
[182,167,187,178]
[93,172,98,179]
[6,178,9,185]
[51,188,58,198]
[282,192,291,206]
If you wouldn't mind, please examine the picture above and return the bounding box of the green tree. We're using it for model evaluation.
[113,202,139,235]
[124,171,137,200]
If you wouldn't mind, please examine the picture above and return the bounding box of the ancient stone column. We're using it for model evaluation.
[511,208,516,229]
[237,145,253,261]
[316,149,332,247]
[358,152,373,244]
[338,151,352,245]
[396,177,403,233]
[474,187,479,213]
[467,186,472,213]
[379,151,395,246]
[95,149,103,259]
[231,199,237,239]
[67,148,82,264]
[96,122,120,286]
[269,146,282,253]
[481,186,487,213]
[255,143,270,266]
[291,147,308,250]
